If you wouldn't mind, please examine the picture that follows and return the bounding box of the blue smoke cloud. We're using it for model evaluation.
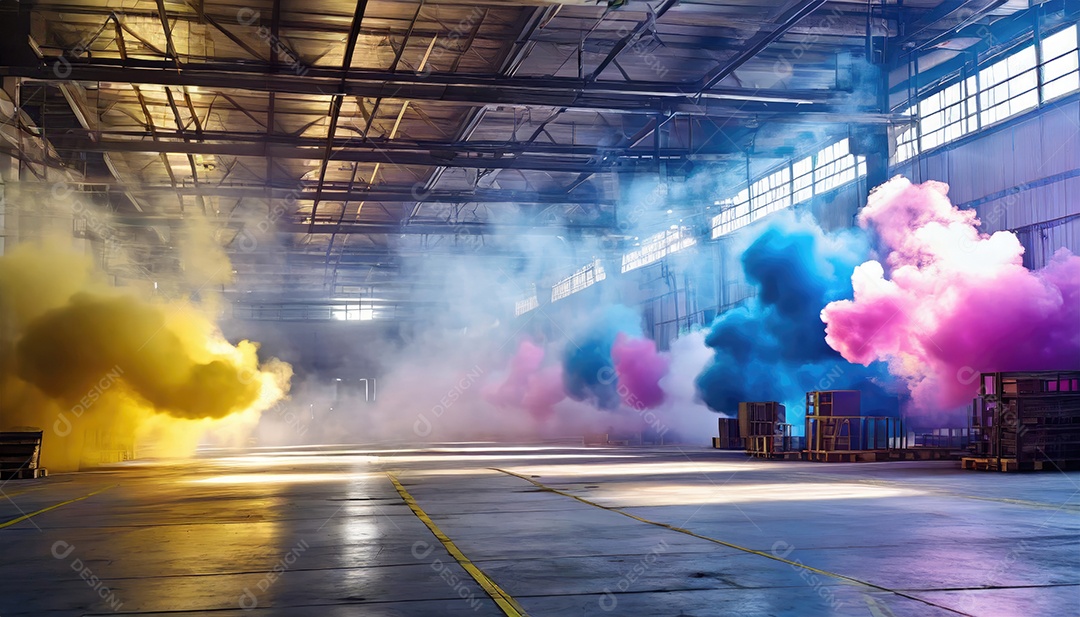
[695,212,900,430]
[562,305,643,410]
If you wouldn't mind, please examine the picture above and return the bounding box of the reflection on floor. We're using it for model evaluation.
[0,444,1077,616]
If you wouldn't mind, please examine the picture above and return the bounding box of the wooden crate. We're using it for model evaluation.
[714,419,743,449]
[970,371,1080,469]
[0,431,45,480]
[738,402,796,457]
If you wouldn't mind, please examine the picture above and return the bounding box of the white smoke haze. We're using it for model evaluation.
[229,190,728,449]
[655,330,727,444]
[245,261,724,448]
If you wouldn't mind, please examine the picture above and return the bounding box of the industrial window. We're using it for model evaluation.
[979,45,1039,127]
[621,227,697,273]
[710,188,751,238]
[711,138,867,239]
[515,285,539,316]
[814,139,859,194]
[332,303,374,321]
[791,156,814,204]
[1041,24,1080,102]
[893,106,919,163]
[919,77,978,151]
[750,165,792,215]
[551,259,606,302]
[894,20,1080,162]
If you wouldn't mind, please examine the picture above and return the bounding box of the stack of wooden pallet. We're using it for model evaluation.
[966,371,1080,472]
[712,418,743,449]
[0,431,47,480]
[739,401,795,458]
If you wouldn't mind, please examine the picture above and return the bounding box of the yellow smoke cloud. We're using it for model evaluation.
[0,240,291,471]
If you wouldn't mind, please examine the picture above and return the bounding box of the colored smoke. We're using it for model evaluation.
[487,305,672,424]
[562,305,644,409]
[19,294,264,420]
[822,177,1080,413]
[611,333,669,408]
[695,210,898,426]
[0,241,290,470]
[483,339,565,421]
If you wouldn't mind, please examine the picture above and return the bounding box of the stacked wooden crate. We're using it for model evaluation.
[966,371,1080,471]
[738,401,791,457]
[805,390,904,462]
[713,418,743,449]
[0,431,47,479]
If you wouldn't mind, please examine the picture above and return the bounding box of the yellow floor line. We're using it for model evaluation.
[0,484,117,530]
[491,468,973,617]
[388,473,530,617]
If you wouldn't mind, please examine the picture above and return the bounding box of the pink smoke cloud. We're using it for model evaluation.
[611,333,670,409]
[482,339,565,421]
[821,177,1080,412]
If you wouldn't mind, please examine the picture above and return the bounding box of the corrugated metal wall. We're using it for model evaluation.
[892,98,1080,269]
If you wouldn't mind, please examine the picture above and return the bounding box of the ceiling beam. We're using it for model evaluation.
[893,0,1007,51]
[101,183,617,205]
[49,136,749,171]
[27,2,903,40]
[697,0,829,92]
[278,220,616,236]
[587,0,681,82]
[5,59,868,116]
[111,211,616,235]
[229,247,587,264]
[309,0,371,232]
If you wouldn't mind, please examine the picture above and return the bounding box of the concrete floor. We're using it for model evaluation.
[0,445,1077,617]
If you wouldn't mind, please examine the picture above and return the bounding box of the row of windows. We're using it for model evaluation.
[895,23,1079,163]
[621,226,697,273]
[535,137,866,304]
[551,259,607,302]
[515,285,540,316]
[711,138,866,238]
[331,305,375,321]
[515,23,1079,310]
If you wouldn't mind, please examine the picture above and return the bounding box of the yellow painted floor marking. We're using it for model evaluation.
[0,484,117,530]
[388,473,529,617]
[492,468,973,617]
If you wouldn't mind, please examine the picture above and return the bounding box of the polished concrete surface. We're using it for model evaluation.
[0,445,1077,616]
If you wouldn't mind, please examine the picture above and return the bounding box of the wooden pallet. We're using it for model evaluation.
[751,450,802,460]
[0,467,48,480]
[963,457,1032,472]
[712,437,743,450]
[0,431,45,481]
[961,457,1080,472]
[804,450,895,463]
[898,448,964,461]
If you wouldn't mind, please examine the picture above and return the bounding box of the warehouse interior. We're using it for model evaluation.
[0,0,1078,615]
